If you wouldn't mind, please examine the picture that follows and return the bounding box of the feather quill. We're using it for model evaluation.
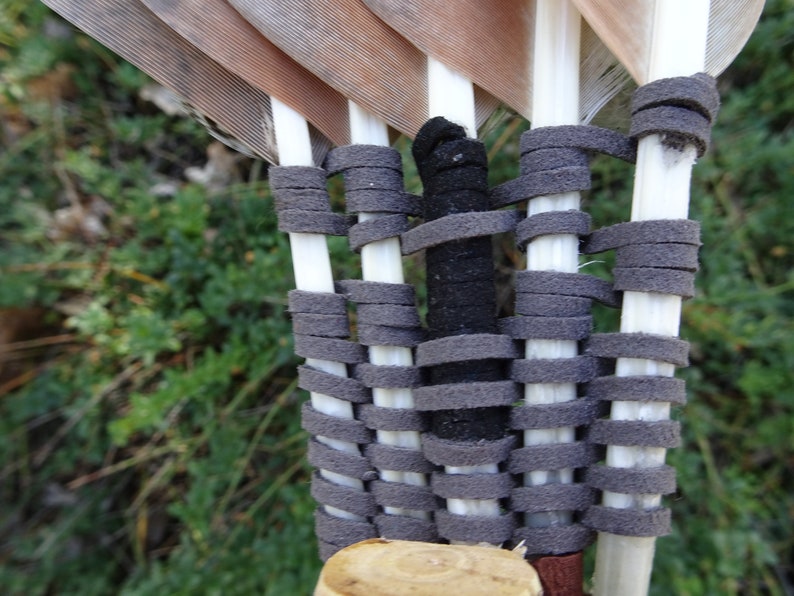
[568,2,764,595]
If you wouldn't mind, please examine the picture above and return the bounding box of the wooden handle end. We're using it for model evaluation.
[315,538,543,596]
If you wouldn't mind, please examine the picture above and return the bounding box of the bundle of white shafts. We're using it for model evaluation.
[273,96,431,526]
[274,0,710,583]
[35,0,764,593]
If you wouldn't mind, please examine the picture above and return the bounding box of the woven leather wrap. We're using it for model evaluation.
[272,73,718,559]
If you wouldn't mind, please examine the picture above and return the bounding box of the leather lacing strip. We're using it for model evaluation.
[582,219,702,300]
[270,166,352,236]
[325,144,421,216]
[490,124,636,210]
[630,72,720,157]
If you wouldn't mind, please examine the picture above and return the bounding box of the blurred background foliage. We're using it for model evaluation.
[0,1,791,594]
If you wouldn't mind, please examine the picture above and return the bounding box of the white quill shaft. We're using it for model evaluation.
[592,2,710,595]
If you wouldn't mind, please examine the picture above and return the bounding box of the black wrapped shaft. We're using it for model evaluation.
[413,117,508,441]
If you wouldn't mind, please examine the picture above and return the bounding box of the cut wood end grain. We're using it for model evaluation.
[315,538,543,596]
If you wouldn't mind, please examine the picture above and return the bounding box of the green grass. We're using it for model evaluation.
[1,2,792,594]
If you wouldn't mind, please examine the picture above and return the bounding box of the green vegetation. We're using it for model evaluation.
[1,2,791,594]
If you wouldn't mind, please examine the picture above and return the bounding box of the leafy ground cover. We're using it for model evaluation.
[0,2,791,594]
